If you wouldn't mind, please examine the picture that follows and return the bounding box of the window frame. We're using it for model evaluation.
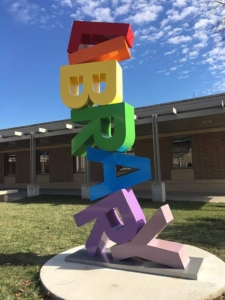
[4,153,16,176]
[171,136,193,169]
[73,156,85,174]
[37,150,49,174]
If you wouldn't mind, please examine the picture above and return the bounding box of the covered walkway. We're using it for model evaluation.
[3,188,225,203]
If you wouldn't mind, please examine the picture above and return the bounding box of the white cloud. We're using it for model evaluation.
[189,50,199,59]
[167,27,182,36]
[172,0,187,8]
[2,0,225,96]
[127,4,163,24]
[115,4,130,16]
[193,42,207,50]
[7,0,39,23]
[213,80,225,91]
[193,30,208,42]
[202,57,214,64]
[168,35,192,44]
[157,69,166,73]
[180,57,187,62]
[179,75,189,79]
[166,6,198,22]
[182,47,189,54]
[58,0,72,7]
[163,25,172,31]
[194,19,211,29]
[161,18,168,27]
[144,31,164,42]
[91,7,114,22]
[164,50,176,55]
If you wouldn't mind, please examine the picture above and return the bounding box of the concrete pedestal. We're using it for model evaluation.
[27,184,40,197]
[81,184,90,199]
[40,244,225,300]
[152,182,166,202]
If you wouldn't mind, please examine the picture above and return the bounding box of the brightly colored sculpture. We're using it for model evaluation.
[60,20,190,269]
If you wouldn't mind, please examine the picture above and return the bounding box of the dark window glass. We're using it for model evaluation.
[172,137,192,168]
[117,148,135,173]
[38,151,49,174]
[5,154,16,175]
[74,156,85,173]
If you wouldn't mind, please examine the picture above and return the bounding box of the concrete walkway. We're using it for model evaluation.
[3,188,225,203]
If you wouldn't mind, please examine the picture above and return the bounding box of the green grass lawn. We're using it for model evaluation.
[0,195,225,300]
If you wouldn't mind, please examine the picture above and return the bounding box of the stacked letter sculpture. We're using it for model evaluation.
[60,21,190,270]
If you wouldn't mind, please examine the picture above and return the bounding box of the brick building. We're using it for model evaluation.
[0,93,225,194]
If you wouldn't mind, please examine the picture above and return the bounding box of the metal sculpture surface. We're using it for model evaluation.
[60,20,190,270]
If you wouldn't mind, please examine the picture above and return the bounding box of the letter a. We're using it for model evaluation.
[87,147,152,201]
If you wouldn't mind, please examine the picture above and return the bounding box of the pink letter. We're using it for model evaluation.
[111,204,190,269]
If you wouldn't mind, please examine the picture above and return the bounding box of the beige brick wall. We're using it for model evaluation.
[1,130,224,187]
[134,139,154,179]
[192,131,225,179]
[90,161,104,182]
[134,137,171,180]
[49,147,74,182]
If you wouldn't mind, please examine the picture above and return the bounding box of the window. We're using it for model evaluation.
[117,148,135,173]
[73,156,85,173]
[172,137,192,168]
[5,154,16,175]
[37,151,49,174]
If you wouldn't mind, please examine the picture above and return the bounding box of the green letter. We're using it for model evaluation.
[71,102,135,156]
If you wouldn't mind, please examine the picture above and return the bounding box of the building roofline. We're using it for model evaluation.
[135,92,225,111]
[0,92,225,142]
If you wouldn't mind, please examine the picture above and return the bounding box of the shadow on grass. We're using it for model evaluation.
[160,217,225,250]
[139,198,225,211]
[7,195,219,210]
[8,195,90,206]
[0,252,54,299]
[0,252,55,267]
[1,217,225,269]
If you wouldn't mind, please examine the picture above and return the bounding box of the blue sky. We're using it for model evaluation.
[1,0,225,129]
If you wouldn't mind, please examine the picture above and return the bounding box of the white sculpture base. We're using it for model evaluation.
[40,243,225,300]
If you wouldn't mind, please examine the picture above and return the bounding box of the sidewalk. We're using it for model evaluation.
[4,188,225,203]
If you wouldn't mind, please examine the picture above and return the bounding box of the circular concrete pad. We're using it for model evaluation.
[40,245,225,300]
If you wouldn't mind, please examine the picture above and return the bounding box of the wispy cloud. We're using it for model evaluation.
[126,3,163,24]
[2,0,225,95]
[57,0,72,8]
[168,35,192,44]
[7,0,39,23]
[164,50,176,55]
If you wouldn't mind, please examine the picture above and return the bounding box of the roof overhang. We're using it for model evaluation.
[0,92,224,149]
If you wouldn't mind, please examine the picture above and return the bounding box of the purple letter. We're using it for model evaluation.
[74,188,146,261]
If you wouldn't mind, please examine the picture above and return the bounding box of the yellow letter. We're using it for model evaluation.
[60,60,123,109]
